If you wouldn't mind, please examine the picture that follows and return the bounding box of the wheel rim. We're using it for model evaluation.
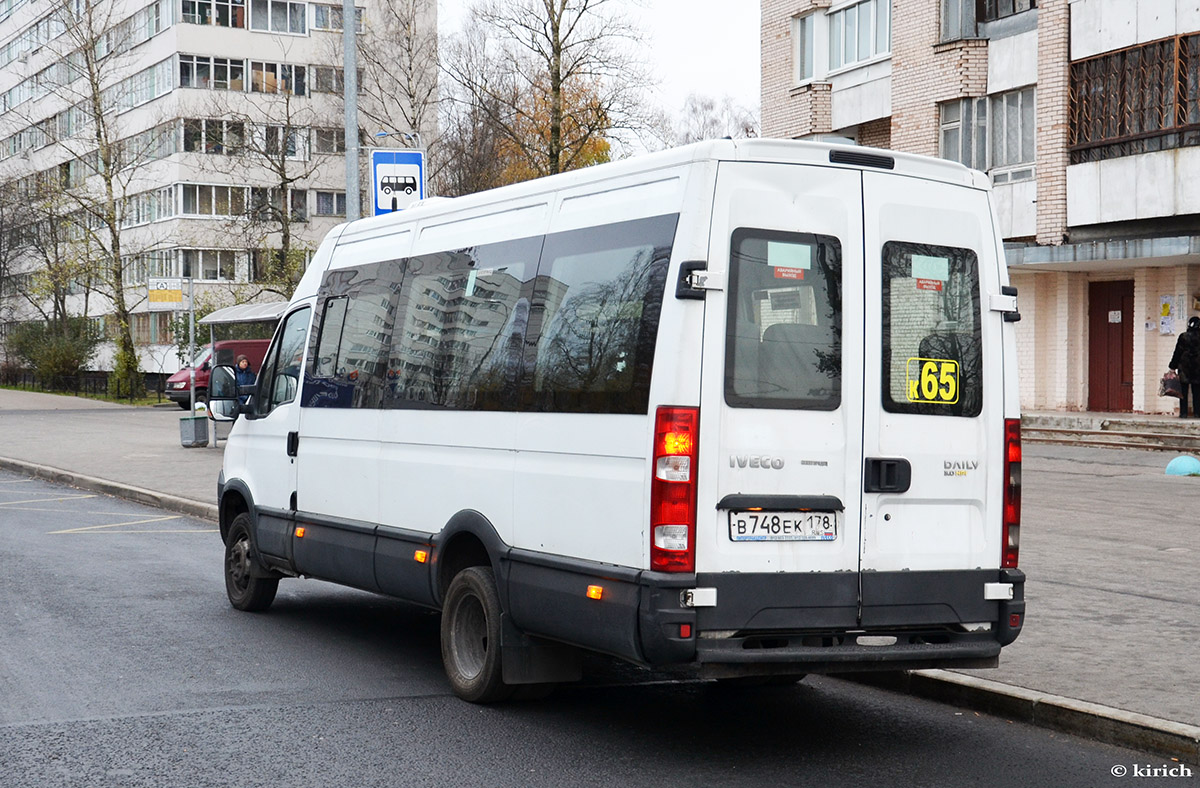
[451,593,488,680]
[227,535,252,593]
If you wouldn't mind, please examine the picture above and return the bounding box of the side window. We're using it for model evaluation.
[526,214,677,414]
[385,237,541,410]
[725,229,842,410]
[881,241,982,417]
[263,306,311,410]
[303,262,398,409]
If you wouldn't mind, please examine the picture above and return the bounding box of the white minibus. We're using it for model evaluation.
[210,139,1025,702]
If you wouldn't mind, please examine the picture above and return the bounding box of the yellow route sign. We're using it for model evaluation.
[905,357,959,404]
[148,278,184,311]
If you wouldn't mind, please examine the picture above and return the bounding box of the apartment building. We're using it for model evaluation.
[0,0,436,375]
[763,0,1200,413]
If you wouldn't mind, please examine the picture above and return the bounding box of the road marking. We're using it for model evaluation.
[0,478,39,484]
[50,515,182,534]
[0,494,95,506]
[68,529,218,534]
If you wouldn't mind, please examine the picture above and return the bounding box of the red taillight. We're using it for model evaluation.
[650,406,699,573]
[1002,418,1021,568]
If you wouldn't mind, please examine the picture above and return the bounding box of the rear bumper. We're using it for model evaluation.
[638,568,1024,674]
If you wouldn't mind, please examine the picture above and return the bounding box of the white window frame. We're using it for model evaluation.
[939,97,988,171]
[314,190,346,216]
[792,14,816,84]
[827,0,890,74]
[989,86,1036,182]
[940,0,977,42]
[250,0,307,34]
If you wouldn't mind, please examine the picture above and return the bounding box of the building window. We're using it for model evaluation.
[939,97,988,171]
[182,249,237,281]
[941,0,976,42]
[1069,33,1200,164]
[980,0,1035,23]
[312,3,362,31]
[989,87,1035,181]
[250,0,306,34]
[793,14,815,83]
[179,55,245,90]
[314,190,346,216]
[250,61,306,95]
[183,0,246,27]
[313,127,345,153]
[181,184,247,217]
[249,187,308,221]
[828,0,890,72]
[183,118,245,154]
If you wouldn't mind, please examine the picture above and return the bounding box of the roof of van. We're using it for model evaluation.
[342,138,984,239]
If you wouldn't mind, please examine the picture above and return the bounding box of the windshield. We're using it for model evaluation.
[190,346,213,368]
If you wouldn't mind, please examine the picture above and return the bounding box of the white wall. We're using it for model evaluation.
[1072,0,1200,60]
[987,30,1038,93]
[830,62,892,130]
[1067,147,1200,226]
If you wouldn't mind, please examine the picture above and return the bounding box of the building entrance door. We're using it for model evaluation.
[1088,280,1134,412]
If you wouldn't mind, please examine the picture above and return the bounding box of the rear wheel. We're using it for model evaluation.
[224,513,278,612]
[440,566,512,703]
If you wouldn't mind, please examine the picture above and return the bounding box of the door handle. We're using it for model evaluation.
[287,431,299,457]
[864,458,911,493]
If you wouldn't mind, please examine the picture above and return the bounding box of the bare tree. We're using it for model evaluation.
[672,93,760,145]
[356,0,439,145]
[443,0,651,182]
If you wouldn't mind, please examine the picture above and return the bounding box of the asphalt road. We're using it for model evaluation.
[1,470,1187,788]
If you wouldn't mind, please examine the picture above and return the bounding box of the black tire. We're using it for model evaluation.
[196,389,208,405]
[224,513,278,612]
[440,566,512,703]
[177,400,190,410]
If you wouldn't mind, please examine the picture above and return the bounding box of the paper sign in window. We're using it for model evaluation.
[769,242,811,281]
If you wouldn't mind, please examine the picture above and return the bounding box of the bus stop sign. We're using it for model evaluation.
[371,149,425,215]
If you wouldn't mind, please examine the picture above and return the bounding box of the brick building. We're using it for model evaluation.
[762,0,1200,413]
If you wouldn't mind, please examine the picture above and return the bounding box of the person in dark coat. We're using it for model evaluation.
[1169,316,1200,418]
[234,354,256,404]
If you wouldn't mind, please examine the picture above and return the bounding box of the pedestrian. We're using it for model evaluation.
[234,354,256,404]
[1169,316,1200,418]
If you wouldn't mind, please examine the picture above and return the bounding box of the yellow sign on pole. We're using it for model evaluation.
[148,278,184,311]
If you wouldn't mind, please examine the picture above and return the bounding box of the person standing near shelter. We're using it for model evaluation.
[1169,316,1200,418]
[234,354,256,405]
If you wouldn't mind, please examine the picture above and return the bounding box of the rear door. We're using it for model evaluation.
[859,171,1002,624]
[696,161,865,627]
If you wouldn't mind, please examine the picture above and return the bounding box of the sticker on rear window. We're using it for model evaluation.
[906,357,959,404]
[912,254,949,292]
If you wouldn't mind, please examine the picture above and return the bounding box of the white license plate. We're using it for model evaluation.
[728,511,838,542]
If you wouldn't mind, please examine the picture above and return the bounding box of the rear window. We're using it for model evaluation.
[881,241,982,417]
[725,229,842,410]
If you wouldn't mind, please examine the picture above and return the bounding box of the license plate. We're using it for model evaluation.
[728,511,838,542]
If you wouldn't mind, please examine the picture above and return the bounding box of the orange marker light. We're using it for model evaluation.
[414,550,429,563]
[586,585,604,600]
[295,527,306,538]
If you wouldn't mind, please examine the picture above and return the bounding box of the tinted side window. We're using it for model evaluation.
[725,229,842,410]
[525,214,677,414]
[385,236,541,410]
[304,262,400,409]
[881,241,982,417]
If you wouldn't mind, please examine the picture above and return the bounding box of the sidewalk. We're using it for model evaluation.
[2,388,1198,761]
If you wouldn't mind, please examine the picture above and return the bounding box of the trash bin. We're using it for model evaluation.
[180,414,209,448]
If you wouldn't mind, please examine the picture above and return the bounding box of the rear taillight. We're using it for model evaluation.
[1002,418,1021,568]
[650,406,699,573]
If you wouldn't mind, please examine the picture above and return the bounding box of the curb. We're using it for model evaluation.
[851,669,1200,764]
[0,456,218,523]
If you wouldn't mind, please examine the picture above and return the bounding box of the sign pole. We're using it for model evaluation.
[188,275,195,413]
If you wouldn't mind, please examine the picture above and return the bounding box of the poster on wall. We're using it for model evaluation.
[1160,295,1175,335]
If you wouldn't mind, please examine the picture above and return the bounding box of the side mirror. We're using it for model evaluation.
[209,365,238,398]
[208,399,239,422]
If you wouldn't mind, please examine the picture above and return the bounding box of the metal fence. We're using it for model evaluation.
[1069,33,1200,164]
[3,370,169,402]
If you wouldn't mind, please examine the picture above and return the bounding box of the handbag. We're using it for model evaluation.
[1160,370,1183,398]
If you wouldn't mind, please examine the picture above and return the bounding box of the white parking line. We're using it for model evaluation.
[49,515,182,534]
[0,494,96,506]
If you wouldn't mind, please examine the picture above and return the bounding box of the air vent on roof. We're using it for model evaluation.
[829,149,895,170]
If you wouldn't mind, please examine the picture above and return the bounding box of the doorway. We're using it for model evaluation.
[1087,280,1134,412]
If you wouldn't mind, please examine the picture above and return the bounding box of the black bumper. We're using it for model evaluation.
[638,568,1024,674]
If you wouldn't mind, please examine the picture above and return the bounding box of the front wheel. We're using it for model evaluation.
[440,566,511,703]
[224,513,278,612]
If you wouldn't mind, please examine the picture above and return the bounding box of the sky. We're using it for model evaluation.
[435,1,762,118]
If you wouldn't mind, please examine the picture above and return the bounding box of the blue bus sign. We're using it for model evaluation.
[371,149,425,215]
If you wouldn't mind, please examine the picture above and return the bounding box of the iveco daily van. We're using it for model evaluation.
[210,139,1025,703]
